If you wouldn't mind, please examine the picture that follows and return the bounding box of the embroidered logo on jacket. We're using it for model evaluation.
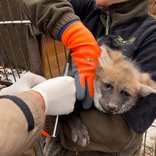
[114,36,136,45]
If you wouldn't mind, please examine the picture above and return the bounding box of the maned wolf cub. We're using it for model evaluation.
[44,45,156,155]
[94,45,156,114]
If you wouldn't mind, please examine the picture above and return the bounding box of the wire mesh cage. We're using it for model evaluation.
[0,0,68,86]
[0,0,156,156]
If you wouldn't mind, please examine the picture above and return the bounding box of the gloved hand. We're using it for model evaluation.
[30,76,76,115]
[60,21,101,109]
[0,72,46,95]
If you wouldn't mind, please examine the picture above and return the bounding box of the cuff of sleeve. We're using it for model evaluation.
[0,95,35,132]
[16,92,44,136]
[58,20,79,41]
[52,14,80,40]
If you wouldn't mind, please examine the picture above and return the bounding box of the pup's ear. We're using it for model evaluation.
[99,44,111,66]
[139,84,156,97]
[139,73,156,97]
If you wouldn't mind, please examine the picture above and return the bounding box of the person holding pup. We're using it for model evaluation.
[17,0,156,155]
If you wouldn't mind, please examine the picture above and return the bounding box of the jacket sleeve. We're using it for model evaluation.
[0,92,44,156]
[17,0,80,40]
[123,28,156,133]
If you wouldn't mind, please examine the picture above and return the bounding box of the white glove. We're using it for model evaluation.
[0,72,46,95]
[31,76,76,115]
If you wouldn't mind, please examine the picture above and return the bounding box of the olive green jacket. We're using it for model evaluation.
[53,108,143,156]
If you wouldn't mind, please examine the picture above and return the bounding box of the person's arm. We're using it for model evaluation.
[0,76,76,156]
[123,29,156,133]
[0,92,44,156]
[17,0,101,109]
[17,0,80,40]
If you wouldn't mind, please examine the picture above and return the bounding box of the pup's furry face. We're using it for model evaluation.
[94,45,156,114]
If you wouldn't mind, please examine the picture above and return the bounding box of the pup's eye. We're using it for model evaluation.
[104,83,112,89]
[121,90,130,97]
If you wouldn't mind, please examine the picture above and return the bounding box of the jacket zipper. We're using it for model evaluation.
[105,10,110,36]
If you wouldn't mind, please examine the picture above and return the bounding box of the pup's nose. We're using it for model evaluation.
[107,103,117,111]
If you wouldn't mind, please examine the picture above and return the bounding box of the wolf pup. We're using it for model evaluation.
[94,45,156,114]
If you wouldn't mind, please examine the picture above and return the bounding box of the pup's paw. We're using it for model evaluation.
[71,125,90,147]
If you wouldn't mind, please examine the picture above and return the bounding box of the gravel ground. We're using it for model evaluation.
[140,120,156,156]
[0,66,26,83]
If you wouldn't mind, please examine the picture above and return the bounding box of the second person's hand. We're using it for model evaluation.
[0,72,46,96]
[30,76,76,115]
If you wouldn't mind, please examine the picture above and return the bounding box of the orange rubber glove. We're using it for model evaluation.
[60,21,101,109]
